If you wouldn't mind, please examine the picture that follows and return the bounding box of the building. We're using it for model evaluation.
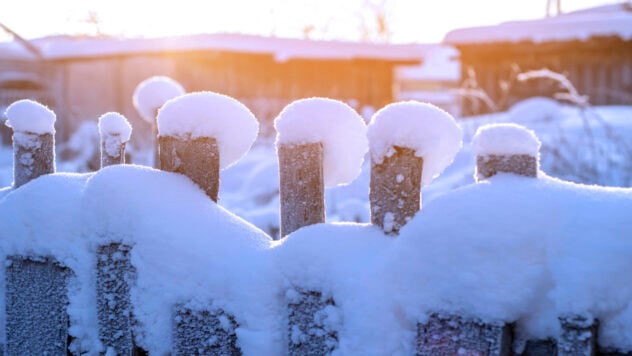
[444,3,632,116]
[0,33,427,144]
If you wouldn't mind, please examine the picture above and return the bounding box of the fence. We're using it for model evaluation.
[0,97,629,355]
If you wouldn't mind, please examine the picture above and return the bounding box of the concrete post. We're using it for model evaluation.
[278,142,325,237]
[369,146,423,235]
[159,136,220,202]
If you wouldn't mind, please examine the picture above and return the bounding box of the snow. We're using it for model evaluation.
[444,3,632,44]
[98,112,132,157]
[472,123,541,157]
[4,99,56,135]
[274,97,368,188]
[132,76,185,123]
[367,101,462,186]
[157,91,259,170]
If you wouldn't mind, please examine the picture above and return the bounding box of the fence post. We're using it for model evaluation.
[96,243,139,354]
[5,256,71,355]
[156,92,257,352]
[416,313,513,356]
[275,98,367,354]
[5,99,56,188]
[367,102,462,235]
[156,91,258,203]
[472,123,540,181]
[278,142,325,237]
[98,112,132,168]
[558,315,598,356]
[133,76,185,168]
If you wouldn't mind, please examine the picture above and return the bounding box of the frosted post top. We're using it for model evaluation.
[157,91,259,170]
[4,99,56,135]
[367,101,462,186]
[274,97,368,188]
[472,123,541,157]
[98,112,132,142]
[133,76,185,123]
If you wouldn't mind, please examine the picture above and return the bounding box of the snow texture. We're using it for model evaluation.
[96,243,135,354]
[4,99,56,135]
[274,97,368,188]
[157,91,259,170]
[367,101,462,186]
[416,313,512,356]
[472,123,541,157]
[98,112,132,160]
[133,76,185,123]
[558,315,598,356]
[286,288,339,355]
[5,257,70,355]
[173,305,240,355]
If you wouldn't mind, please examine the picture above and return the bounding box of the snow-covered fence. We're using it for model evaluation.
[98,112,132,168]
[367,102,461,234]
[5,100,56,188]
[133,76,185,168]
[1,96,631,355]
[473,123,540,181]
[275,98,367,354]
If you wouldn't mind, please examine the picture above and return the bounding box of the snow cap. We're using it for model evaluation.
[5,99,56,135]
[133,76,185,123]
[367,101,462,186]
[274,97,368,188]
[157,91,259,170]
[472,123,541,157]
[98,112,132,142]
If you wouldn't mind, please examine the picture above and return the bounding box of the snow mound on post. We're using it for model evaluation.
[367,101,462,186]
[98,112,132,141]
[4,99,56,135]
[274,97,368,188]
[157,91,259,170]
[133,76,185,123]
[472,123,541,157]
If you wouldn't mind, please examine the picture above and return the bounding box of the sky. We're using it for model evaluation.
[0,0,623,43]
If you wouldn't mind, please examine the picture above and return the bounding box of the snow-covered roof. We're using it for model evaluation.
[444,3,632,45]
[0,33,427,63]
[394,45,459,82]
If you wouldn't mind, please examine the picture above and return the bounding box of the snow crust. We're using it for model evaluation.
[98,112,132,157]
[157,92,259,170]
[4,100,56,135]
[133,76,185,123]
[472,123,541,157]
[274,97,368,188]
[367,101,462,186]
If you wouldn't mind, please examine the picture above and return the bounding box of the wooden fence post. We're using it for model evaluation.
[287,288,338,355]
[133,76,185,168]
[96,243,139,354]
[5,256,71,355]
[367,102,461,235]
[5,100,56,188]
[98,112,132,168]
[558,315,598,356]
[159,136,220,201]
[278,142,325,237]
[156,92,258,352]
[369,146,422,235]
[416,313,513,356]
[472,123,540,181]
